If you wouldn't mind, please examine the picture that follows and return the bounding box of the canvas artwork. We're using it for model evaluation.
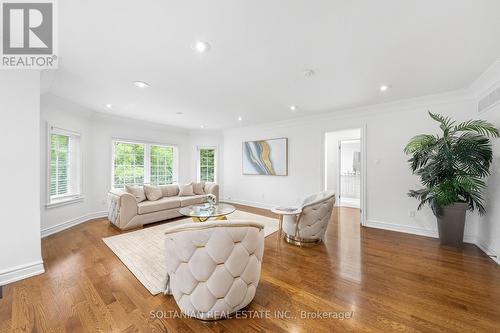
[242,138,288,176]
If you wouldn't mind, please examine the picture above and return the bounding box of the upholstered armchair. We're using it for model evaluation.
[282,191,335,246]
[164,221,265,320]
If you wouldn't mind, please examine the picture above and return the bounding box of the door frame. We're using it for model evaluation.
[321,125,367,226]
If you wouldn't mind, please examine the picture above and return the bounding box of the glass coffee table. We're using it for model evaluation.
[179,203,236,222]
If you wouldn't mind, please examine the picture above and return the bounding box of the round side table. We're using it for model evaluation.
[270,207,302,238]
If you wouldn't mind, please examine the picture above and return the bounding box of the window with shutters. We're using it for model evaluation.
[47,126,82,207]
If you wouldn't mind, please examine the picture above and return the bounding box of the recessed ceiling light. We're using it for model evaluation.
[237,116,243,121]
[303,69,315,77]
[380,84,390,92]
[105,103,112,109]
[133,81,150,88]
[200,125,205,129]
[192,41,211,53]
[290,105,297,111]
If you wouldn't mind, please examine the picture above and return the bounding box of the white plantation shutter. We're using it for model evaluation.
[49,126,81,202]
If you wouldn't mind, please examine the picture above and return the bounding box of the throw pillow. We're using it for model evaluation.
[125,185,146,203]
[178,183,195,196]
[192,181,205,195]
[144,185,163,201]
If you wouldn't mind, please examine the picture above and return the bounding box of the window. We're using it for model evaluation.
[48,126,82,206]
[198,147,216,182]
[113,142,145,188]
[150,145,175,185]
[112,140,177,188]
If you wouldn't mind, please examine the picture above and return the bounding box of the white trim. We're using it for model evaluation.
[111,139,179,188]
[41,211,108,238]
[365,219,476,244]
[45,195,85,208]
[223,89,471,136]
[321,125,367,226]
[475,238,500,266]
[197,145,218,183]
[50,125,81,137]
[46,122,83,205]
[0,261,45,286]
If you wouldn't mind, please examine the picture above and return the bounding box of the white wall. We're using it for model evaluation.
[86,112,192,214]
[223,92,480,241]
[188,131,224,193]
[40,94,223,234]
[40,95,94,236]
[0,71,44,285]
[38,63,500,265]
[471,61,500,264]
[325,129,361,193]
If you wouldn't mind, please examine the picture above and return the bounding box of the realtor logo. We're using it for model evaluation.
[1,0,57,69]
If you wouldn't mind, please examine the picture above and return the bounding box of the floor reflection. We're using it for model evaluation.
[334,207,363,283]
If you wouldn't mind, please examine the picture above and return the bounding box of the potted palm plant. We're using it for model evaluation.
[404,112,498,247]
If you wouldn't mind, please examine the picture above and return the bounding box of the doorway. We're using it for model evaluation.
[324,128,364,225]
[339,139,361,208]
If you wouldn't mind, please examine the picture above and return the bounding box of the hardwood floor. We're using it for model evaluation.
[1,207,499,332]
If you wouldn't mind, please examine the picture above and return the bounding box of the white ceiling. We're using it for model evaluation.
[45,0,500,130]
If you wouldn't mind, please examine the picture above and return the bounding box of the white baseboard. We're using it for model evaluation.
[224,198,275,210]
[0,260,45,286]
[365,219,476,244]
[475,238,500,265]
[41,211,108,238]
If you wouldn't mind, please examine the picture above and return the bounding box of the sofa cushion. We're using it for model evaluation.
[160,184,179,197]
[179,183,195,196]
[144,185,163,201]
[125,185,146,203]
[179,195,208,207]
[138,197,181,215]
[192,181,205,195]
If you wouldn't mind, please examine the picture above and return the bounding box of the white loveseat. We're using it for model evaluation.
[107,182,219,230]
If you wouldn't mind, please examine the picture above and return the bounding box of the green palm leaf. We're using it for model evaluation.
[404,112,498,217]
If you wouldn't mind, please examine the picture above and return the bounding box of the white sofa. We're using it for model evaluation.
[107,182,219,230]
[164,220,265,320]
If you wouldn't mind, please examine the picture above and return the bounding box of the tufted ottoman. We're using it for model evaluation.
[164,220,265,320]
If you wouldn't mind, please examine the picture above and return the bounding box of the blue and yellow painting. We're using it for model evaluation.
[242,138,287,176]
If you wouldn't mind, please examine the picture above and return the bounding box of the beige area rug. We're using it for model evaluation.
[103,210,278,295]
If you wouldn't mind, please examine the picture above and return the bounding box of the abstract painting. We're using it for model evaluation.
[242,138,288,176]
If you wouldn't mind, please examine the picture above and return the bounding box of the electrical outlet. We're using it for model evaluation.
[409,211,416,218]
